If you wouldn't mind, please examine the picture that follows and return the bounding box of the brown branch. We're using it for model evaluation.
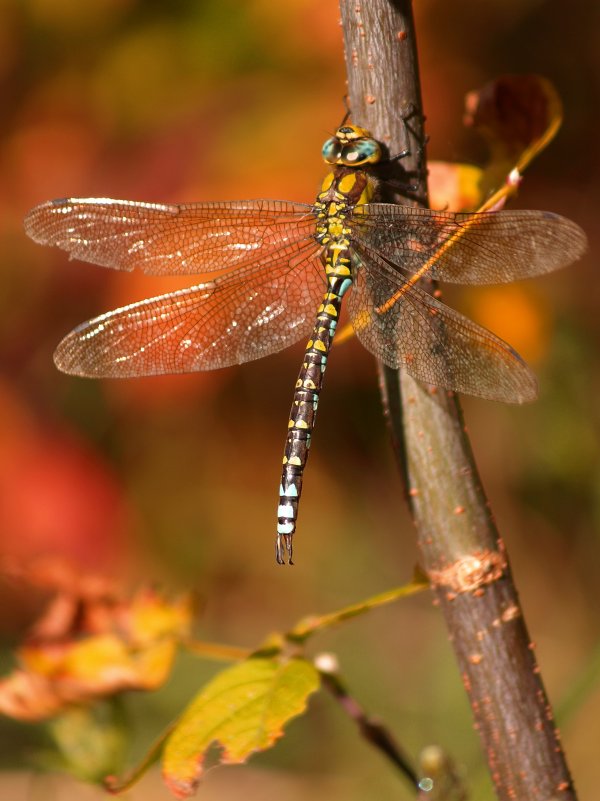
[338,1,577,799]
[317,657,420,790]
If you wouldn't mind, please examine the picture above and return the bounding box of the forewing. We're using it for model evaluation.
[24,198,316,276]
[347,246,537,403]
[54,239,325,377]
[350,204,587,285]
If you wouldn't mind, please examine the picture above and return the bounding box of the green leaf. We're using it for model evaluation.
[45,702,129,784]
[162,656,320,798]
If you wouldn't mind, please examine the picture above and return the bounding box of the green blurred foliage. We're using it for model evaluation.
[0,0,599,799]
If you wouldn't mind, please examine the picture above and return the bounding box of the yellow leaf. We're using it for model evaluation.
[127,590,194,645]
[162,657,320,798]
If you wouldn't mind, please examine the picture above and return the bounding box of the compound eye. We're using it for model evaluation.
[341,138,381,165]
[322,137,342,164]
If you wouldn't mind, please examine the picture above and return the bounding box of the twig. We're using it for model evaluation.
[338,1,578,799]
[316,654,420,790]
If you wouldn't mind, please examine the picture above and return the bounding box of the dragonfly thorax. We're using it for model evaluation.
[316,165,373,208]
[313,167,373,255]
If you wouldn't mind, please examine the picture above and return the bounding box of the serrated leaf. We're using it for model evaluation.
[162,656,319,798]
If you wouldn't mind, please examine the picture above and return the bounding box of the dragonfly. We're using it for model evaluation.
[24,123,586,564]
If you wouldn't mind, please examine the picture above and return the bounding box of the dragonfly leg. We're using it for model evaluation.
[389,146,411,161]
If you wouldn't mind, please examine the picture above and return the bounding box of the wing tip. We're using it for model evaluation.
[568,220,589,262]
[399,358,540,405]
[509,383,538,404]
[23,204,46,243]
[53,332,106,379]
[543,212,588,263]
[24,198,75,243]
[53,339,85,378]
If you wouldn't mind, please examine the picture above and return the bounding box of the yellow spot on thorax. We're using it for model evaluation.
[357,183,374,206]
[320,171,335,191]
[338,173,357,195]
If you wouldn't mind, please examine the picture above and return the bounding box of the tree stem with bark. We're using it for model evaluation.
[337,2,577,799]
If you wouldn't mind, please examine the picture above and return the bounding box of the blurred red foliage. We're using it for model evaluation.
[0,379,136,571]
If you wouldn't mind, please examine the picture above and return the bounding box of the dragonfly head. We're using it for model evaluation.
[322,124,382,167]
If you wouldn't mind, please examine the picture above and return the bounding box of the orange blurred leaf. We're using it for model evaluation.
[463,284,551,364]
[0,669,66,721]
[0,572,194,721]
[428,161,484,212]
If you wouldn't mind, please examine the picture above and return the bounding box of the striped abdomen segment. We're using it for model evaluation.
[276,273,351,564]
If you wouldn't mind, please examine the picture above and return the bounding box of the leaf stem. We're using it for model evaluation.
[287,573,427,643]
[183,640,252,662]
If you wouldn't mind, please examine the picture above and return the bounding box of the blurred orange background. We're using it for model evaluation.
[0,1,599,799]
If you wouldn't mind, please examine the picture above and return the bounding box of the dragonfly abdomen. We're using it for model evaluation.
[276,271,351,565]
[276,162,372,565]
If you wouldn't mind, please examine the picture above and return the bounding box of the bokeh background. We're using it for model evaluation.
[0,0,599,799]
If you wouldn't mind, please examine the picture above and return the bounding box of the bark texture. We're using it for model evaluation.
[338,2,577,799]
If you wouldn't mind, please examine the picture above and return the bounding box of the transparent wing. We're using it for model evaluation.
[25,197,316,276]
[350,204,587,285]
[347,244,537,403]
[54,239,325,378]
